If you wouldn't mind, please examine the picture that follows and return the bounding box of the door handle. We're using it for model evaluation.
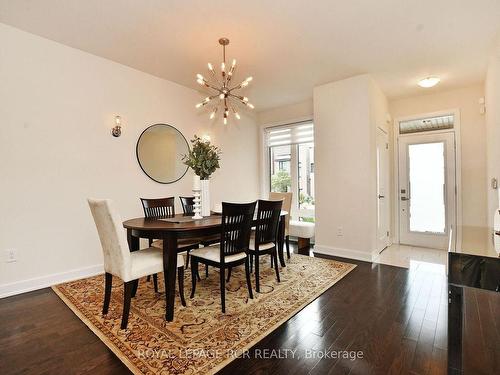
[378,195,385,199]
[401,197,409,201]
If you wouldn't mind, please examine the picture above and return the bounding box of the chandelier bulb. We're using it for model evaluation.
[208,63,213,71]
[219,93,225,99]
[232,59,237,67]
[243,97,249,102]
[197,73,204,80]
[245,76,253,82]
[197,78,204,85]
[221,62,225,72]
[235,112,241,120]
[195,103,203,108]
[247,103,255,109]
[224,117,227,125]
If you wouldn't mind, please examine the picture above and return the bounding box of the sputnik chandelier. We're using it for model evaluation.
[195,37,254,124]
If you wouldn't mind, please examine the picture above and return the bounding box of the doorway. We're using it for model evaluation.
[397,131,457,250]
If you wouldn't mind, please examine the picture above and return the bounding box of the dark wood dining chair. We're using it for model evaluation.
[140,197,176,218]
[140,197,201,289]
[189,201,256,313]
[179,196,219,278]
[247,199,282,292]
[269,192,292,259]
[179,196,195,215]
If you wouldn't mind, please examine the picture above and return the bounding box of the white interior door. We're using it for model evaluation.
[398,132,456,249]
[377,128,390,252]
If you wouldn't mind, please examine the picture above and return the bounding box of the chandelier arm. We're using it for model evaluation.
[228,81,248,91]
[228,100,236,113]
[208,69,222,86]
[205,82,223,93]
[226,63,236,86]
[228,93,247,103]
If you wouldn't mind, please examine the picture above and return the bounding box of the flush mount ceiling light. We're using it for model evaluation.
[418,76,440,88]
[195,37,254,125]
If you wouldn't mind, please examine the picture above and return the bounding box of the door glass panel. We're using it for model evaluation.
[408,142,446,233]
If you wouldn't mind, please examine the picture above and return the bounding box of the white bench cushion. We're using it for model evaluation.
[289,220,315,238]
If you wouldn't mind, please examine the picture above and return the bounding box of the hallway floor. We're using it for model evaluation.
[374,244,447,269]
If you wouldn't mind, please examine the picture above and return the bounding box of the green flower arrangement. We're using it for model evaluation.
[182,135,221,180]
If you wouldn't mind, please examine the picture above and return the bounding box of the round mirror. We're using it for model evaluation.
[136,124,189,184]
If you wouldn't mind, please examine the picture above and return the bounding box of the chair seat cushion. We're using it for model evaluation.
[249,236,275,251]
[289,220,315,238]
[128,247,184,281]
[151,238,200,250]
[190,245,246,264]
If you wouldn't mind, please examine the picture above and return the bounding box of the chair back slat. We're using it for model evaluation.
[179,196,195,214]
[140,197,175,218]
[220,201,256,262]
[255,199,282,246]
[87,199,131,281]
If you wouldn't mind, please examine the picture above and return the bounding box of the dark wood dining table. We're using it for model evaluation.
[123,211,288,321]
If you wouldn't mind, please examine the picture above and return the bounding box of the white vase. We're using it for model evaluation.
[200,179,211,216]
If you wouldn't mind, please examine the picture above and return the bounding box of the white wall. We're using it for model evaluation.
[0,24,260,297]
[313,75,387,261]
[485,44,500,226]
[390,84,488,231]
[258,99,313,126]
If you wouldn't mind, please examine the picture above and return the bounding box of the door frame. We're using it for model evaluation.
[377,126,391,252]
[392,108,462,248]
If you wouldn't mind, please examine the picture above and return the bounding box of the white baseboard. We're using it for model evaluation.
[313,244,377,262]
[0,264,104,299]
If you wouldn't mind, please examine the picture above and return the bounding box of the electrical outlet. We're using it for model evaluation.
[336,226,344,237]
[5,249,17,263]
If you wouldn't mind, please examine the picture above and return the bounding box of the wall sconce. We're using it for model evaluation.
[111,115,122,137]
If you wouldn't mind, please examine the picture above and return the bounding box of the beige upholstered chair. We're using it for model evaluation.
[269,192,293,258]
[88,198,185,329]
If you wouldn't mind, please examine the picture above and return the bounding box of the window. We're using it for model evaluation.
[399,114,454,134]
[266,121,314,221]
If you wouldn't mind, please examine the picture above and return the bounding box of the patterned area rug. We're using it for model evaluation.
[52,255,355,374]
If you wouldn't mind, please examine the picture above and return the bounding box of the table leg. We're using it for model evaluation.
[163,233,178,321]
[277,217,286,267]
[127,229,139,252]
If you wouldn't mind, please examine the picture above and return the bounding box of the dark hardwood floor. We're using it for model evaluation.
[0,245,448,375]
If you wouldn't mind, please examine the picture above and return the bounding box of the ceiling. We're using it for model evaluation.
[1,0,499,111]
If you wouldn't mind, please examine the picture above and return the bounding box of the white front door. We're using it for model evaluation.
[398,132,456,249]
[377,128,390,252]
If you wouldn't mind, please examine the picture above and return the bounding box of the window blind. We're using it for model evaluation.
[265,121,314,147]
